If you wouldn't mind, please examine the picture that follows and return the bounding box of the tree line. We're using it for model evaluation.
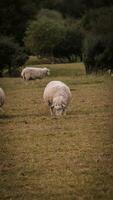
[0,0,113,76]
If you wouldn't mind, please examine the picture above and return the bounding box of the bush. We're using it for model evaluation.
[0,36,28,76]
[82,7,113,74]
[24,13,65,57]
[54,25,84,61]
[24,8,84,62]
[83,34,113,74]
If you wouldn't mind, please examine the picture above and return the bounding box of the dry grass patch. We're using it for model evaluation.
[0,63,113,200]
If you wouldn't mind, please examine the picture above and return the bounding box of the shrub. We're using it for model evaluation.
[83,34,113,74]
[82,7,113,74]
[24,15,65,57]
[0,36,28,77]
[54,25,84,62]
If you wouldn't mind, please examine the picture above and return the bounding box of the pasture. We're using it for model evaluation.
[0,63,113,200]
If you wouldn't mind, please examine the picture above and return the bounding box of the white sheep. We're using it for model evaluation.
[21,67,50,80]
[0,88,5,111]
[43,81,72,116]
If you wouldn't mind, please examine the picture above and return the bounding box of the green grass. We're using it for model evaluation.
[0,63,113,200]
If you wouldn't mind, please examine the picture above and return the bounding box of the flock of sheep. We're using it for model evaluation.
[0,66,72,116]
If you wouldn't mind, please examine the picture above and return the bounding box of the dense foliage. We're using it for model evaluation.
[82,7,113,74]
[24,10,83,61]
[24,11,65,57]
[54,25,83,61]
[0,36,28,76]
[0,0,113,75]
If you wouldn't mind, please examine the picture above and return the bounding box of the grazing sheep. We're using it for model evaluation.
[0,88,5,111]
[21,67,50,80]
[43,81,72,116]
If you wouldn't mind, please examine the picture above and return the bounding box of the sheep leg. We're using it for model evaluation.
[50,107,54,116]
[62,109,66,116]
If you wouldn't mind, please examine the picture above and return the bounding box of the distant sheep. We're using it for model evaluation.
[21,67,50,80]
[43,81,72,116]
[107,69,113,76]
[0,88,5,111]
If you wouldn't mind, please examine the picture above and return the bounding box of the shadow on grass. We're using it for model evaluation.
[0,113,46,118]
[0,114,10,119]
[0,108,101,123]
[0,110,94,119]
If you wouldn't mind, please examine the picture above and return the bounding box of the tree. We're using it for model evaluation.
[24,8,84,61]
[24,11,65,57]
[54,25,84,61]
[82,6,113,36]
[83,34,103,74]
[82,6,113,74]
[37,8,63,21]
[0,36,28,76]
[0,0,38,43]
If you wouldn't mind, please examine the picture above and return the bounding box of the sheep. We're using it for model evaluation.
[21,67,50,80]
[0,88,5,112]
[43,81,72,116]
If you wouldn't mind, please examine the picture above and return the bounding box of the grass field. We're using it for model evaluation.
[0,63,113,200]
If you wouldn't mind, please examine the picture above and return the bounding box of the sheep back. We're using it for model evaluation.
[21,67,49,80]
[43,81,71,106]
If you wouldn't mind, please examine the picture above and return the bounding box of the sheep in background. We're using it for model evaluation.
[43,81,72,116]
[21,67,50,81]
[107,69,113,76]
[0,88,5,112]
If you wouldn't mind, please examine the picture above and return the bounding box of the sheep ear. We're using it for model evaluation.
[48,101,52,106]
[51,104,54,108]
[62,104,66,108]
